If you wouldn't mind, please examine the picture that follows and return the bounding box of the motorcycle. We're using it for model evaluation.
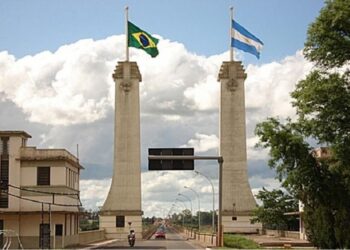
[128,230,135,247]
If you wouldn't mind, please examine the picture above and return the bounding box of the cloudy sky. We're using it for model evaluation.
[1,0,323,217]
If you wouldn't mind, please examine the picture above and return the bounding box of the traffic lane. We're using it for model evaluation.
[151,226,183,240]
[148,226,202,249]
[97,227,203,249]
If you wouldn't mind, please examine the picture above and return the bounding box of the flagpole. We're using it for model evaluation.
[125,6,129,62]
[230,6,234,62]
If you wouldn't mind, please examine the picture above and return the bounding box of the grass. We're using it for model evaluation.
[223,234,261,249]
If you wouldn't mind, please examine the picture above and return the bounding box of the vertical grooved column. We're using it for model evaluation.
[100,61,143,240]
[218,61,261,233]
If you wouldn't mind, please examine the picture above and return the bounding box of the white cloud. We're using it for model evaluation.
[247,136,269,161]
[245,51,314,120]
[80,178,111,209]
[183,75,219,111]
[0,35,313,217]
[141,171,218,217]
[181,133,219,153]
[0,37,119,125]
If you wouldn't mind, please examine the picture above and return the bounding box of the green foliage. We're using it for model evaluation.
[80,219,99,231]
[255,1,350,248]
[304,0,350,68]
[251,188,298,230]
[198,211,216,226]
[142,216,156,225]
[256,117,350,248]
[223,234,260,249]
[79,208,99,231]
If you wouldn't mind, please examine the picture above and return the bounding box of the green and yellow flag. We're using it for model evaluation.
[128,21,159,58]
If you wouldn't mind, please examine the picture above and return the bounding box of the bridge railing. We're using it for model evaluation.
[184,228,217,247]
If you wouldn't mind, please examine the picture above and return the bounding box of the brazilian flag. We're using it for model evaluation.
[128,21,159,58]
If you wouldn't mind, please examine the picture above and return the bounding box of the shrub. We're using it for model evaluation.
[223,234,260,249]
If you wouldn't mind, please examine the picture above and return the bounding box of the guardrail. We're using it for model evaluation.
[142,224,159,240]
[184,228,217,247]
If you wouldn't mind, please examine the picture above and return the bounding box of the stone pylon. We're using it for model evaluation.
[218,61,261,233]
[100,61,143,240]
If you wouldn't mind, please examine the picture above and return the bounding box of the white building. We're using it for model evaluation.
[0,131,83,249]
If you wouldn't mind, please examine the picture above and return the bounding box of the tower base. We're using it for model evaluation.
[99,213,142,240]
[222,214,262,233]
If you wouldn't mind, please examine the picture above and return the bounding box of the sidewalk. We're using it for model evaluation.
[245,234,314,248]
[76,238,120,249]
[174,228,212,249]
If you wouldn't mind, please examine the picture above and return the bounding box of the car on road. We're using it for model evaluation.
[154,230,166,239]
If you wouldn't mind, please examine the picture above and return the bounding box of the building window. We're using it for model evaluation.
[0,137,9,154]
[0,148,9,208]
[116,216,125,228]
[37,167,50,185]
[55,224,63,236]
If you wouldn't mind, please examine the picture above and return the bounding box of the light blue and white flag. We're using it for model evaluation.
[231,20,263,59]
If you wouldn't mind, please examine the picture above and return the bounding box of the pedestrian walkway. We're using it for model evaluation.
[174,228,211,249]
[245,234,313,248]
[76,238,120,249]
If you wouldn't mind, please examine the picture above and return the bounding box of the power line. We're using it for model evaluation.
[8,183,80,196]
[1,181,82,208]
[4,190,81,207]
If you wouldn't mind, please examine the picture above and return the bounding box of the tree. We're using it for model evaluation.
[304,0,350,68]
[255,0,350,248]
[251,188,298,231]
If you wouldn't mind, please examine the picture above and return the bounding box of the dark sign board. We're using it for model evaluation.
[148,148,194,171]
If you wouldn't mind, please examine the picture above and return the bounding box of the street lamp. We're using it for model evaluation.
[178,193,193,227]
[184,186,201,232]
[171,203,185,227]
[194,170,215,234]
[148,154,223,246]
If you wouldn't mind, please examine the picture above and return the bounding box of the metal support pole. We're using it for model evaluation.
[194,170,215,234]
[49,203,51,249]
[125,6,129,61]
[148,155,224,246]
[178,193,193,227]
[230,6,234,61]
[184,186,201,232]
[41,203,44,250]
[176,199,188,226]
[218,158,224,247]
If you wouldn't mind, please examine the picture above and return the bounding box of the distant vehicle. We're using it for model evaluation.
[154,230,166,239]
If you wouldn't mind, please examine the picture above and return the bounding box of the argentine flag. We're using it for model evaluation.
[232,20,263,59]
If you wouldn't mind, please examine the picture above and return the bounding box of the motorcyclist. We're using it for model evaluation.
[128,229,135,247]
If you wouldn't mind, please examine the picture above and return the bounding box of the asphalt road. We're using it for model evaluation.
[96,226,204,249]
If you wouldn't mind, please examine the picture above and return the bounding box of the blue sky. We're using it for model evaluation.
[0,0,325,215]
[1,0,323,64]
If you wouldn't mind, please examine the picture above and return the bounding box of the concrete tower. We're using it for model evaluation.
[100,61,143,240]
[218,61,261,233]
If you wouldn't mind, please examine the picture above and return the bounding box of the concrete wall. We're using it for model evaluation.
[0,213,80,249]
[184,228,217,247]
[19,195,79,212]
[6,136,22,211]
[222,215,261,233]
[100,215,142,240]
[79,230,105,245]
[265,229,300,239]
[21,161,79,188]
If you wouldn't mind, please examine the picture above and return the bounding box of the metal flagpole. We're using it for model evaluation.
[230,6,234,62]
[125,6,129,62]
